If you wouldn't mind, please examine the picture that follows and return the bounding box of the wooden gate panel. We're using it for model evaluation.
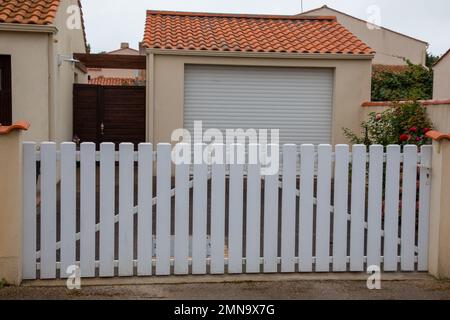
[73,84,146,147]
[73,84,100,143]
[22,143,434,279]
[102,86,146,146]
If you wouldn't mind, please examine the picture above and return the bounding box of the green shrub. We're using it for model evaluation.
[372,61,433,101]
[0,278,7,289]
[343,101,433,146]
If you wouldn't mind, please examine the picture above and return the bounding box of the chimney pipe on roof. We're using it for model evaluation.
[121,42,129,49]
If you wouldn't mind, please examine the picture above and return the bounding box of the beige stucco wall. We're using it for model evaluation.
[428,104,450,132]
[148,52,372,145]
[0,0,87,143]
[301,7,427,66]
[0,130,24,285]
[428,139,450,279]
[0,32,50,141]
[433,55,450,100]
[52,0,88,143]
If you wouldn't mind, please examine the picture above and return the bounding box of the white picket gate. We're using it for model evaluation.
[22,142,432,279]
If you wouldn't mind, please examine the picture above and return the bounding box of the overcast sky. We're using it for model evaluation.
[81,0,450,56]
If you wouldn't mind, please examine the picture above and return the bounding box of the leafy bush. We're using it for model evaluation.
[343,101,433,146]
[372,61,433,101]
[0,278,7,289]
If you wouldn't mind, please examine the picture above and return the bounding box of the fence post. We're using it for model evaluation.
[0,121,30,285]
[426,131,450,279]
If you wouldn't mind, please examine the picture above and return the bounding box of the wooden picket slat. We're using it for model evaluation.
[80,142,96,278]
[99,143,115,277]
[350,145,367,271]
[383,145,401,271]
[60,142,76,278]
[118,143,134,276]
[174,144,190,275]
[228,144,244,274]
[210,144,226,274]
[137,143,153,276]
[156,143,171,275]
[263,145,280,273]
[316,145,332,272]
[22,142,37,280]
[281,144,297,273]
[298,144,315,272]
[246,144,261,273]
[192,144,208,275]
[418,145,432,271]
[401,145,418,271]
[40,142,57,279]
[332,145,349,272]
[367,145,384,268]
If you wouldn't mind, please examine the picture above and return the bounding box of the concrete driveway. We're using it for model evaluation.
[1,274,449,300]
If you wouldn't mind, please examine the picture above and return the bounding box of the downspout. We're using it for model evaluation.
[47,33,57,141]
[146,52,155,144]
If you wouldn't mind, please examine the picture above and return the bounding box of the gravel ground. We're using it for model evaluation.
[1,278,450,300]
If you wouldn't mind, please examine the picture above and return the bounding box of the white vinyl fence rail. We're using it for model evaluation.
[22,142,432,280]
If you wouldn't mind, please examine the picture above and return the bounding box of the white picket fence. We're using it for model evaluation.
[22,142,432,279]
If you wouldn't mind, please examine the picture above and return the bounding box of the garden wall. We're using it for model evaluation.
[361,100,450,133]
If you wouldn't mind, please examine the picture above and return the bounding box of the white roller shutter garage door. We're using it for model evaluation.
[184,65,334,145]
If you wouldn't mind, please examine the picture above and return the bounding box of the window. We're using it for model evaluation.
[0,55,12,125]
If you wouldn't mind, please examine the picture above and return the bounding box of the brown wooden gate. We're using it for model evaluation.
[73,84,146,147]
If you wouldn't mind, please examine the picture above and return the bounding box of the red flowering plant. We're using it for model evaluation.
[343,101,433,146]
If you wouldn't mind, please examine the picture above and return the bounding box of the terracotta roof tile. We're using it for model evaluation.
[0,120,30,135]
[426,130,450,142]
[362,99,450,107]
[89,77,141,86]
[0,0,60,25]
[143,11,375,55]
[0,1,87,50]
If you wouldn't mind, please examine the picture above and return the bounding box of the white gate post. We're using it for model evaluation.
[0,121,30,285]
[427,131,450,279]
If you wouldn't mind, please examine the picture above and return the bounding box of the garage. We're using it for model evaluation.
[184,65,334,146]
[144,11,374,145]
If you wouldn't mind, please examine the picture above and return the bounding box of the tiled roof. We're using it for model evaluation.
[0,0,61,25]
[143,11,374,55]
[0,0,87,50]
[89,77,140,86]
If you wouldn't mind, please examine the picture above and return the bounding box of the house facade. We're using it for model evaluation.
[0,0,87,142]
[300,5,428,66]
[88,42,142,84]
[144,11,373,145]
[433,49,450,100]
